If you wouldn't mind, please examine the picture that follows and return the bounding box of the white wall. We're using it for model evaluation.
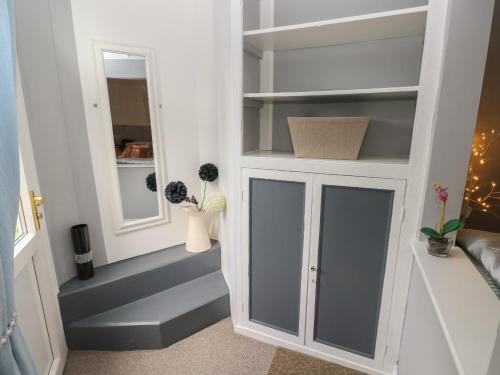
[15,0,107,285]
[103,59,147,79]
[117,166,158,219]
[70,0,219,263]
[212,0,239,314]
[466,2,500,232]
[15,0,220,282]
[419,0,494,234]
[488,326,500,375]
[399,0,495,373]
[398,263,459,375]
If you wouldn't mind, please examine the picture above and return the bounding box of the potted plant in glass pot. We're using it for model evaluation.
[164,163,225,253]
[420,184,465,257]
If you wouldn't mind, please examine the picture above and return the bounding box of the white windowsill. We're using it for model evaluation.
[411,241,500,375]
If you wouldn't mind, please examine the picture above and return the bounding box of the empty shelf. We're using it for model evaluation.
[244,87,419,103]
[244,6,428,52]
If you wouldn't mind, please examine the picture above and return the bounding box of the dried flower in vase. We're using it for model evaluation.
[145,172,157,192]
[163,163,224,213]
[163,164,225,253]
[203,192,226,214]
[199,163,218,182]
[165,181,188,204]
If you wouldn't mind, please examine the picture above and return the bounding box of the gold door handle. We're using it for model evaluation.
[30,191,45,231]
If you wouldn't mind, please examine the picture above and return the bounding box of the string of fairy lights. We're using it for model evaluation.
[462,128,500,218]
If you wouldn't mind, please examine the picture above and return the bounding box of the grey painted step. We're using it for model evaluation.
[65,270,230,351]
[59,241,221,325]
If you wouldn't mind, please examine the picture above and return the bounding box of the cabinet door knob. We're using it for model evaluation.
[310,266,317,272]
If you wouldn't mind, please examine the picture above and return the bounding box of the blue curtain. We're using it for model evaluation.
[0,0,38,373]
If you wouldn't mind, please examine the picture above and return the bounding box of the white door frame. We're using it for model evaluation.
[240,168,313,345]
[15,68,67,375]
[305,174,406,371]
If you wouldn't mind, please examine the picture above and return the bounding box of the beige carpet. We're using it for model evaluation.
[268,348,365,375]
[63,319,275,375]
[63,318,365,375]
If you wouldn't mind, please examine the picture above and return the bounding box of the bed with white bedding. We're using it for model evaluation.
[456,229,500,299]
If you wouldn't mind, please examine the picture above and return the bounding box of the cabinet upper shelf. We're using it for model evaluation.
[243,86,419,103]
[243,6,428,52]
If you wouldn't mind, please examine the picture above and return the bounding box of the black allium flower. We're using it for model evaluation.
[165,181,188,204]
[146,172,157,192]
[199,163,218,182]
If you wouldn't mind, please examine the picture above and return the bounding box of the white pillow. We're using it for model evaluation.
[480,247,500,286]
[457,229,500,286]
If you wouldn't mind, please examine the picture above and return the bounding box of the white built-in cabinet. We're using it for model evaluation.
[240,0,430,179]
[241,169,406,372]
[232,0,444,374]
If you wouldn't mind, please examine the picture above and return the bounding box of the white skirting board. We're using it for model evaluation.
[48,356,66,375]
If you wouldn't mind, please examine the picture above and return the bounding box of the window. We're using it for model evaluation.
[15,199,27,244]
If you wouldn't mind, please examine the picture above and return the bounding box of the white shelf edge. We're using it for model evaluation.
[116,163,155,168]
[243,6,428,51]
[243,86,419,102]
[240,151,410,179]
[244,6,428,36]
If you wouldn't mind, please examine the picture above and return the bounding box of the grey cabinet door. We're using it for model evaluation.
[306,175,405,365]
[247,175,307,336]
[314,185,393,358]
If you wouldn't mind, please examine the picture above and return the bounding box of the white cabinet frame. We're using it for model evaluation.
[239,169,406,374]
[230,0,456,374]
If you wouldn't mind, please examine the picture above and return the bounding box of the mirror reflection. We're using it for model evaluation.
[103,51,159,220]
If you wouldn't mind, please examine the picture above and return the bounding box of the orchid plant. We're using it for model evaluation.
[420,184,465,240]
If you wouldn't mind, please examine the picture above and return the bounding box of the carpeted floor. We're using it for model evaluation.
[268,348,365,375]
[63,318,365,375]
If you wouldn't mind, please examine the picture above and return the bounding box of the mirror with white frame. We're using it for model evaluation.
[97,46,166,231]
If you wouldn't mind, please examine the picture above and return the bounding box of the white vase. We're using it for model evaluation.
[182,205,211,253]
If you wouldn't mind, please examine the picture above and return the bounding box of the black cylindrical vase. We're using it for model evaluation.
[71,224,94,280]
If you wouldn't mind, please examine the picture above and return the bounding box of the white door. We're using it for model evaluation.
[305,174,406,371]
[14,70,67,375]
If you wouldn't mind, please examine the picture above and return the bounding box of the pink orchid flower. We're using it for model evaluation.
[438,187,448,203]
[433,183,448,203]
[433,183,448,234]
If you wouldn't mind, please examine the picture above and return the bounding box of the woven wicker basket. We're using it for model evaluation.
[288,117,370,160]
